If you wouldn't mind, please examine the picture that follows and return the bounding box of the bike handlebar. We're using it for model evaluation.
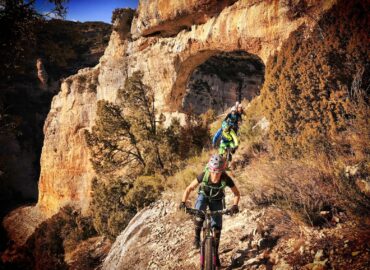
[184,206,231,217]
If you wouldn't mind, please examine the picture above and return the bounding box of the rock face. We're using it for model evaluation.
[36,58,48,90]
[37,67,99,216]
[128,0,335,113]
[131,0,238,38]
[4,0,337,243]
[0,20,111,226]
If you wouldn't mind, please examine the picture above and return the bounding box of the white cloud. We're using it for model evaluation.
[42,11,63,20]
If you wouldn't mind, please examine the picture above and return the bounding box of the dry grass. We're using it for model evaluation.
[164,150,211,196]
[233,145,370,227]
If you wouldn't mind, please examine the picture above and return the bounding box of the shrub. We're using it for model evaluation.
[123,175,164,211]
[260,0,369,158]
[90,175,165,239]
[166,151,210,194]
[90,177,133,240]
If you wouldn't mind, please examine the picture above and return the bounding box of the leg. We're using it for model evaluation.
[219,141,227,156]
[194,194,207,249]
[230,141,236,153]
[213,229,222,267]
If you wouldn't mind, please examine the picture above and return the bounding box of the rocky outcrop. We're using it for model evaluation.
[131,0,238,38]
[37,67,100,217]
[2,206,45,246]
[101,195,370,269]
[36,58,48,90]
[2,11,133,245]
[3,67,100,246]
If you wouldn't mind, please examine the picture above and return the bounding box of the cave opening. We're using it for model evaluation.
[182,51,265,114]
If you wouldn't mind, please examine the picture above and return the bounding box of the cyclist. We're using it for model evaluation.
[180,154,240,268]
[212,121,239,158]
[236,103,244,116]
[224,105,242,133]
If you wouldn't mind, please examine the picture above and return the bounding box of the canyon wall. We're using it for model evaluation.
[4,0,337,244]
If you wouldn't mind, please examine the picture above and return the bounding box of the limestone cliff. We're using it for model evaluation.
[131,0,238,38]
[4,0,337,245]
[37,67,99,216]
[0,20,111,225]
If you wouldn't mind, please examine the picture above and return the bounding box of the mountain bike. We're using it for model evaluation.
[185,206,231,270]
[214,144,233,164]
[225,146,233,163]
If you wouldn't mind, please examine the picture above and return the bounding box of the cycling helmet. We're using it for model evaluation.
[208,154,226,172]
[221,120,231,131]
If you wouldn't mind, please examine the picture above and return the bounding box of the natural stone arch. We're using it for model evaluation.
[169,50,219,110]
[168,50,265,114]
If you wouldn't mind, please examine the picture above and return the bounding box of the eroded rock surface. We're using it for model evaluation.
[101,199,274,270]
[183,51,264,114]
[37,67,100,217]
[102,195,369,270]
[131,0,238,38]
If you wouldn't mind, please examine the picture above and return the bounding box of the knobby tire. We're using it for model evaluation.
[227,148,232,162]
[204,237,214,270]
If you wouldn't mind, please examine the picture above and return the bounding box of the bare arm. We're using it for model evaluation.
[181,179,199,203]
[230,186,240,206]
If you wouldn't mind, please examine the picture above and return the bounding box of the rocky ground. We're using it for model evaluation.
[100,198,370,269]
[100,156,370,270]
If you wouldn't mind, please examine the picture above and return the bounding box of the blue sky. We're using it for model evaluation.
[35,0,139,23]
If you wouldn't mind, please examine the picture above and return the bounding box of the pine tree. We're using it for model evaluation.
[85,100,145,175]
[117,71,165,173]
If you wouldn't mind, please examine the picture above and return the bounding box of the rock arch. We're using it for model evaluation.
[171,50,265,114]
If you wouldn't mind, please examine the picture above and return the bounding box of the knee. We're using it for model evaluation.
[212,225,222,232]
[213,228,222,242]
[194,216,204,228]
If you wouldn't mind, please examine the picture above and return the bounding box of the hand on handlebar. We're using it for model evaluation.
[229,205,239,216]
[231,146,238,154]
[179,201,187,211]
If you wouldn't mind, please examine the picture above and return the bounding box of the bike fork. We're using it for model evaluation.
[200,240,205,270]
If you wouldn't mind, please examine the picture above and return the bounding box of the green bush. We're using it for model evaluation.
[90,174,164,239]
[90,177,133,240]
[124,175,164,211]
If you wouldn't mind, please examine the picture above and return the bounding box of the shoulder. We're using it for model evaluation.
[221,172,235,187]
[197,172,206,183]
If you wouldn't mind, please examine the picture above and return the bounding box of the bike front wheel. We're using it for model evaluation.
[204,237,215,270]
[226,148,232,162]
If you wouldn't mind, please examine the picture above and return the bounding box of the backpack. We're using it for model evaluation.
[199,166,227,201]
